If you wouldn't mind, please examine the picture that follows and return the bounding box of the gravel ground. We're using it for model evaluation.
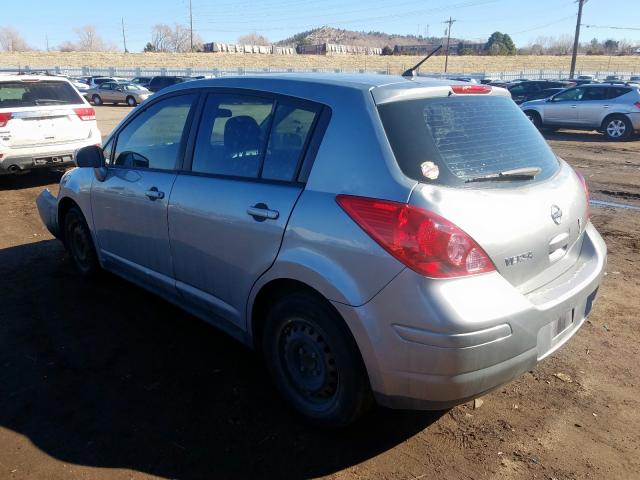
[0,106,638,480]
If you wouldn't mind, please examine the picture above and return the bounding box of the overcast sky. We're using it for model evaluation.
[4,0,640,51]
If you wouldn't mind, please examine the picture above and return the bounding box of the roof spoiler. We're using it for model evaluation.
[401,45,443,79]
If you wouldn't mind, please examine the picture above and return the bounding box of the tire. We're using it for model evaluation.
[126,96,137,107]
[602,115,632,141]
[92,94,102,106]
[63,206,99,277]
[262,291,372,428]
[524,110,542,129]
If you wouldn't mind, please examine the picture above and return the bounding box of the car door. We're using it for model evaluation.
[577,86,610,127]
[91,92,198,298]
[98,82,114,102]
[168,91,322,330]
[543,87,584,125]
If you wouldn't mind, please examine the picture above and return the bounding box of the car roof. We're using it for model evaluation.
[0,74,71,82]
[164,73,511,105]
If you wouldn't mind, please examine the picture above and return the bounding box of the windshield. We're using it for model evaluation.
[122,84,145,91]
[0,80,84,107]
[377,95,559,187]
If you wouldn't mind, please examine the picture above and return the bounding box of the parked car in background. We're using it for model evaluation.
[147,76,190,92]
[508,80,576,104]
[131,76,153,88]
[605,75,621,82]
[82,77,117,89]
[0,75,100,175]
[630,76,640,83]
[37,74,605,427]
[521,87,567,103]
[521,83,640,140]
[85,81,152,106]
[447,77,479,83]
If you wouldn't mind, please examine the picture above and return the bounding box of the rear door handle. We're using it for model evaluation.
[570,105,577,108]
[247,203,279,221]
[144,187,165,200]
[602,105,609,108]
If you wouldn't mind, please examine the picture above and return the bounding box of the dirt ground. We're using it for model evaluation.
[1,52,639,75]
[0,106,639,480]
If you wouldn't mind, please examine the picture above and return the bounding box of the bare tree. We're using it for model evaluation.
[149,23,201,52]
[73,25,108,51]
[238,32,270,46]
[0,26,31,52]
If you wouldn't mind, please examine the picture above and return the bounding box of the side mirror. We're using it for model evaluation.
[116,87,124,92]
[75,145,105,168]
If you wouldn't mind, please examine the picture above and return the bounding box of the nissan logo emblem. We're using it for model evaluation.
[551,205,563,225]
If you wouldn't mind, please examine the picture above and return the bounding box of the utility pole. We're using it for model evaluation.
[189,0,194,52]
[45,34,49,52]
[569,0,587,79]
[443,17,456,73]
[121,17,128,53]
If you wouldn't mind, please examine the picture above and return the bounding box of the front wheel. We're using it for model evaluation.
[602,115,632,141]
[262,292,372,427]
[126,96,137,107]
[63,206,99,277]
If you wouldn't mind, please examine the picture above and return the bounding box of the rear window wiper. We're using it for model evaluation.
[464,166,542,183]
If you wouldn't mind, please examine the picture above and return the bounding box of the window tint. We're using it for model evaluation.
[94,78,112,85]
[553,87,584,101]
[606,87,632,99]
[582,88,608,101]
[113,94,195,170]
[99,83,114,90]
[262,103,318,181]
[0,81,83,107]
[192,94,273,178]
[378,95,559,187]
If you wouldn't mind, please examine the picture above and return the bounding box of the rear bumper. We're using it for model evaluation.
[0,137,98,174]
[334,222,607,410]
[628,112,640,131]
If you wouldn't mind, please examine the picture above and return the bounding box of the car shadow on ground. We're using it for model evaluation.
[0,240,441,480]
[0,169,64,191]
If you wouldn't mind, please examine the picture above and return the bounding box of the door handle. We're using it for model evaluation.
[247,203,279,221]
[602,105,609,108]
[570,105,577,108]
[144,187,165,200]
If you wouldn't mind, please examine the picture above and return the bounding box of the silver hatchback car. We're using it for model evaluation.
[520,83,640,140]
[36,74,606,427]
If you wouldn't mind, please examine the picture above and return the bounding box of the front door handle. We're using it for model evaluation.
[145,187,165,200]
[570,104,577,108]
[247,203,279,221]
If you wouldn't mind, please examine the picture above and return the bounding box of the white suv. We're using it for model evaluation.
[0,75,101,175]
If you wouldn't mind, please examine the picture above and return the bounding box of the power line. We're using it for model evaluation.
[582,24,640,31]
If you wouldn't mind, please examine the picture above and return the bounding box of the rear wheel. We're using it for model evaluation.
[602,115,632,141]
[126,96,137,107]
[262,291,372,427]
[63,206,99,277]
[524,110,542,129]
[92,94,102,106]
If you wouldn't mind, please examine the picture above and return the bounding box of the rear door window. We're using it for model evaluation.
[0,80,83,107]
[606,87,632,99]
[581,88,608,101]
[192,93,274,178]
[377,95,559,187]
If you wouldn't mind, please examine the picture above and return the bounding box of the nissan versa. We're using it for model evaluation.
[36,74,606,427]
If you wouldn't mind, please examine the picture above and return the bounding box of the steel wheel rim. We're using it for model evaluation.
[128,97,135,106]
[69,222,90,269]
[279,318,339,407]
[607,119,625,137]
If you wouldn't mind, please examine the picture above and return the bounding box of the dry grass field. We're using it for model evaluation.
[1,51,640,74]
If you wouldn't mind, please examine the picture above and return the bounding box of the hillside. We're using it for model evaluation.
[276,26,456,48]
[1,52,639,76]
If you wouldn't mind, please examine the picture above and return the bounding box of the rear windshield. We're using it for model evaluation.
[0,80,83,108]
[378,95,559,187]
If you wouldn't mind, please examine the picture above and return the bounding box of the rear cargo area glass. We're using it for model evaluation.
[0,81,83,108]
[378,95,559,186]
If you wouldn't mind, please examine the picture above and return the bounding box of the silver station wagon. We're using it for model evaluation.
[37,74,606,427]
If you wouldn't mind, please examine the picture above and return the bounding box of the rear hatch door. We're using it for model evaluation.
[375,88,589,292]
[0,79,91,148]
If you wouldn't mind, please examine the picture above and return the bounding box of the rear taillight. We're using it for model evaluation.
[574,170,590,220]
[634,101,640,110]
[451,84,492,94]
[336,195,495,278]
[73,107,95,121]
[0,112,12,127]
